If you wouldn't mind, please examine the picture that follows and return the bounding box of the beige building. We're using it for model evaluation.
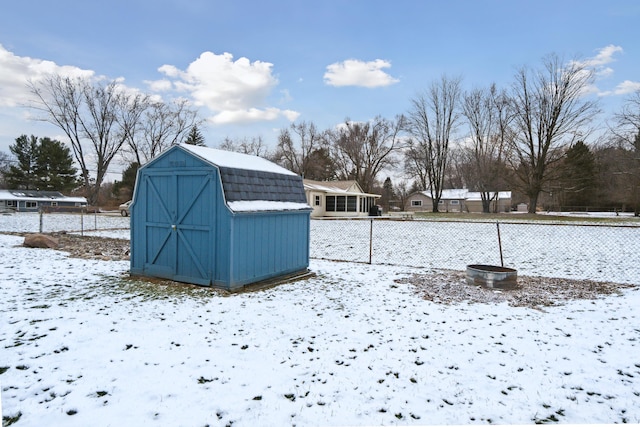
[304,180,381,218]
[405,189,512,213]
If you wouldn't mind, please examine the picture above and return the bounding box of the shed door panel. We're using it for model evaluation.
[142,172,214,285]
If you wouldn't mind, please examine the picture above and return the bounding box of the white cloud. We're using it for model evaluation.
[572,45,640,98]
[0,44,93,108]
[145,78,173,92]
[210,107,300,125]
[612,80,640,95]
[324,59,399,88]
[583,45,623,68]
[149,51,298,125]
[281,109,301,122]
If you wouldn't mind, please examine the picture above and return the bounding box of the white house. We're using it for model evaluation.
[0,189,87,212]
[303,180,381,218]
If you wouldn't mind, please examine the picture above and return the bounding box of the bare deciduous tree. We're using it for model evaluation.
[122,99,201,165]
[329,115,404,193]
[273,121,327,177]
[508,54,600,213]
[29,75,139,205]
[610,89,640,215]
[460,84,513,212]
[218,136,269,157]
[404,75,463,212]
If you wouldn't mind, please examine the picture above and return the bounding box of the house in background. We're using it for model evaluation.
[465,191,512,213]
[405,189,512,213]
[0,189,87,212]
[130,144,311,290]
[303,179,381,218]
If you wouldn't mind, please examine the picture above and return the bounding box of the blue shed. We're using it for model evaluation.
[129,144,311,290]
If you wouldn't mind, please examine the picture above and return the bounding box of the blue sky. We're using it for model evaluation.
[0,0,639,179]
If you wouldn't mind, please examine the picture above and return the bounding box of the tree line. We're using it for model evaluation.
[1,53,639,214]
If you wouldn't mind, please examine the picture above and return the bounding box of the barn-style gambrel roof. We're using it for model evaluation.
[178,144,309,212]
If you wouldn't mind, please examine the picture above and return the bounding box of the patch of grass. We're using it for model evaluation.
[3,412,22,426]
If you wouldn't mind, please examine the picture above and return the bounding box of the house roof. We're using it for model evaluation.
[465,191,512,201]
[0,189,87,203]
[176,144,309,212]
[304,179,380,198]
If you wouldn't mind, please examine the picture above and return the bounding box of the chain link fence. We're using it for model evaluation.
[309,218,640,284]
[0,211,130,236]
[2,212,638,284]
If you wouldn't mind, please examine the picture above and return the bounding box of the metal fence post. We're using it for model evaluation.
[496,221,504,267]
[39,209,43,233]
[81,209,84,237]
[369,219,373,264]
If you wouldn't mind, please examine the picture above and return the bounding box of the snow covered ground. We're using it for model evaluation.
[1,213,640,426]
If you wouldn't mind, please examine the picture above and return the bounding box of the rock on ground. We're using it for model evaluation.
[23,233,59,249]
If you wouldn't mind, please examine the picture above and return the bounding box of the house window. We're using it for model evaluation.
[450,200,459,205]
[438,200,445,205]
[51,201,58,207]
[26,201,38,208]
[347,196,357,212]
[7,200,17,207]
[336,196,346,211]
[411,200,422,207]
[326,196,336,212]
[314,195,321,206]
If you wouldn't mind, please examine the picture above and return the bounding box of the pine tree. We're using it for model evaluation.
[559,141,596,208]
[5,135,78,191]
[382,177,394,211]
[112,162,140,200]
[6,135,39,189]
[36,137,79,192]
[183,125,206,146]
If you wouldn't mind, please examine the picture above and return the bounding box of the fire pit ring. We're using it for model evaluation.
[466,264,518,289]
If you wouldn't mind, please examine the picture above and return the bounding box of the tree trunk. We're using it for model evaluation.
[528,194,539,214]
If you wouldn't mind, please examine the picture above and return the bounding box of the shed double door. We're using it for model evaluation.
[141,171,215,285]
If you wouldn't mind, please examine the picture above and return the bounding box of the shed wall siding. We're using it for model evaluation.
[227,211,310,288]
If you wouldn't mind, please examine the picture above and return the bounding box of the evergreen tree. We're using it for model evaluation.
[382,177,394,211]
[112,162,140,200]
[5,135,78,191]
[36,137,79,192]
[6,135,39,189]
[558,141,596,208]
[183,125,206,146]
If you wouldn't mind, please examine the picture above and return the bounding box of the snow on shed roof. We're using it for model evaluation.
[179,144,296,176]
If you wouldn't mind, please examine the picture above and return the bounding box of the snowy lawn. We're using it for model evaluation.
[1,231,639,426]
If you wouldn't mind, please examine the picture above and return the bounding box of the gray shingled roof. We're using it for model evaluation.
[218,167,307,203]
